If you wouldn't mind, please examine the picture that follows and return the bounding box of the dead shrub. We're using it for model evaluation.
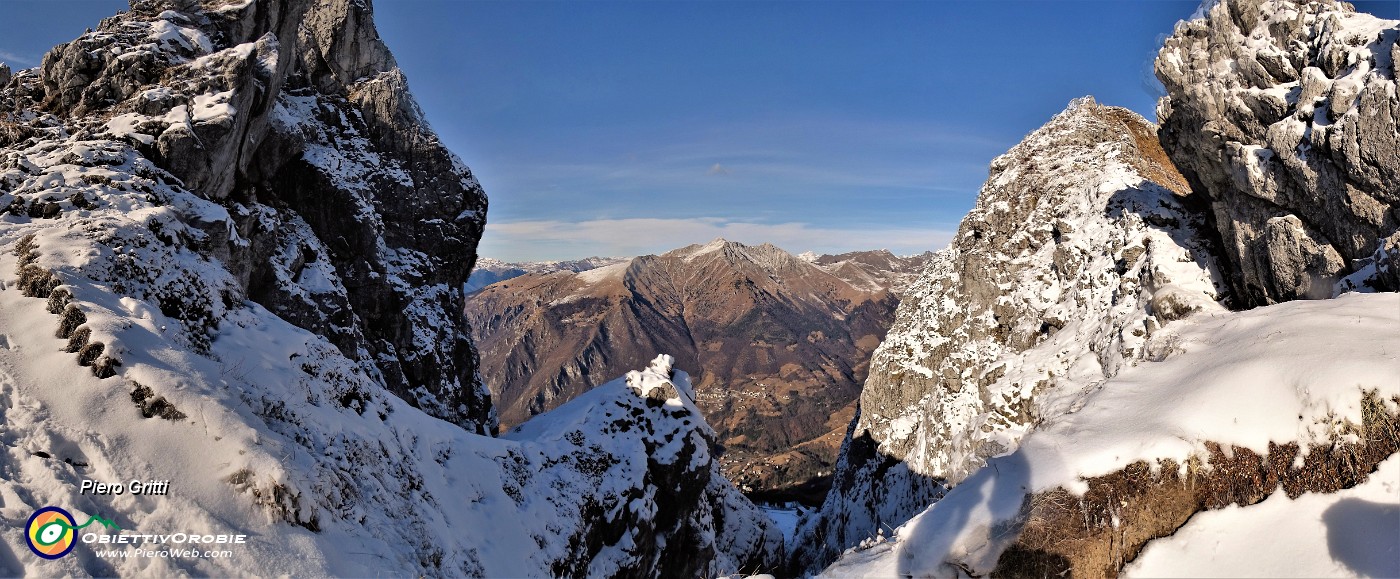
[12,233,36,263]
[46,287,73,314]
[129,381,185,420]
[17,264,59,298]
[92,356,120,379]
[65,327,91,353]
[225,468,319,533]
[76,341,104,366]
[56,304,86,339]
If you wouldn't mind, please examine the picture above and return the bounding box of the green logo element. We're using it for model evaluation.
[26,507,120,559]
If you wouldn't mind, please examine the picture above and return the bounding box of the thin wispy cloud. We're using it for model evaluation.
[477,114,1000,226]
[0,49,38,68]
[477,217,955,262]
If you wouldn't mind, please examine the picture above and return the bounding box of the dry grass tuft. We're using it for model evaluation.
[1098,107,1192,196]
[998,392,1400,578]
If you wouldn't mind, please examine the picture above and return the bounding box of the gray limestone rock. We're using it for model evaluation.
[1156,0,1400,306]
[11,0,495,433]
[0,1,800,574]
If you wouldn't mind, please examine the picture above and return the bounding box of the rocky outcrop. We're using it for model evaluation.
[4,0,492,432]
[853,100,1221,481]
[467,239,909,499]
[506,355,784,578]
[814,293,1400,578]
[1156,0,1400,305]
[792,98,1226,572]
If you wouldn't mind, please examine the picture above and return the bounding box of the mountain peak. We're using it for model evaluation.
[666,239,814,275]
[466,239,908,498]
[674,237,740,259]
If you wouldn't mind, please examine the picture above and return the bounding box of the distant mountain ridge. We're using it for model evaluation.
[466,239,929,499]
[470,247,930,295]
[811,249,934,293]
[465,256,627,292]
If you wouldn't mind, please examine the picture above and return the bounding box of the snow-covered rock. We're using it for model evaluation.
[792,97,1226,572]
[3,0,492,432]
[818,292,1399,577]
[1156,0,1400,303]
[804,1,1400,574]
[1126,453,1400,578]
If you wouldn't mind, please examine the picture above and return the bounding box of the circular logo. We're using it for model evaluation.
[26,507,77,560]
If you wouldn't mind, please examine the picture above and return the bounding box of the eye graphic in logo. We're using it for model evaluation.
[24,507,118,560]
[26,507,77,560]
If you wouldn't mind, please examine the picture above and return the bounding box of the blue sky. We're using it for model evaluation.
[3,1,1396,261]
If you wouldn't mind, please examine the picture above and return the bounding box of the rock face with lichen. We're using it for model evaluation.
[1156,0,1400,304]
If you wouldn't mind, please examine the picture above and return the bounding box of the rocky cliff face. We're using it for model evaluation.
[3,0,493,432]
[467,239,916,499]
[793,98,1227,571]
[1156,0,1400,305]
[0,1,780,575]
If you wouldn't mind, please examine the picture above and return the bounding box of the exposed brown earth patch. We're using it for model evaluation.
[1099,107,1191,196]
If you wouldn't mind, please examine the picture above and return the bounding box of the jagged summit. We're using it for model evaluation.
[671,236,738,258]
[792,96,1227,571]
[2,0,493,431]
[664,238,808,273]
[854,97,1225,476]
